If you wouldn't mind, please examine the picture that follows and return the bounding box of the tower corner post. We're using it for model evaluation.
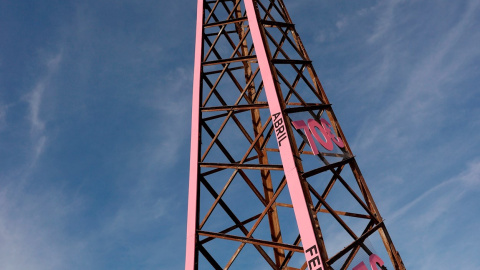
[185,0,204,269]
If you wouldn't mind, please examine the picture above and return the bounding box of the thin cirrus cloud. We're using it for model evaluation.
[0,49,89,269]
[336,1,480,269]
[388,159,480,224]
[24,51,63,168]
[354,0,480,154]
[389,159,480,270]
[366,0,402,44]
[0,183,85,270]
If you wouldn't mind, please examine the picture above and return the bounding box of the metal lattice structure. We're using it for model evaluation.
[186,0,406,269]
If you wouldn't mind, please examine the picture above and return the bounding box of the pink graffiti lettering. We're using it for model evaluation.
[353,262,369,270]
[352,254,386,270]
[369,254,385,270]
[292,118,344,153]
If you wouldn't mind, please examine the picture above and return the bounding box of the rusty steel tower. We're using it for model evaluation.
[186,0,405,269]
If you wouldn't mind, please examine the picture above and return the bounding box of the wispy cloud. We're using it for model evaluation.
[387,159,480,269]
[24,51,63,166]
[0,178,87,270]
[0,49,82,270]
[388,159,480,223]
[140,67,192,169]
[84,66,193,268]
[367,0,403,44]
[27,52,62,133]
[354,0,480,154]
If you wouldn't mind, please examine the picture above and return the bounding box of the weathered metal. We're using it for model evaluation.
[186,0,406,269]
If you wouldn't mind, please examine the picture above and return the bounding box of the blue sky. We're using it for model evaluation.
[0,0,479,269]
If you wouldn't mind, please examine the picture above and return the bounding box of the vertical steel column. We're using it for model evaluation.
[185,0,204,269]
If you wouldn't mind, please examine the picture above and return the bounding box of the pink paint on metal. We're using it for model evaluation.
[293,118,345,153]
[353,261,369,270]
[185,0,204,269]
[244,1,324,269]
[308,119,333,151]
[352,254,386,270]
[318,119,345,148]
[292,120,320,154]
[369,254,385,270]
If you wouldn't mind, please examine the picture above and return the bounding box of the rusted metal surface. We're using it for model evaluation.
[186,0,406,269]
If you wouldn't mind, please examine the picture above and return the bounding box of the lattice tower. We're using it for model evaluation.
[186,1,406,269]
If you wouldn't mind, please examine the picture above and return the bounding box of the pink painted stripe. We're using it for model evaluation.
[185,0,204,269]
[244,1,324,269]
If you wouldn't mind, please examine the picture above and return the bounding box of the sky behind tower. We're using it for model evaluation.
[0,0,479,269]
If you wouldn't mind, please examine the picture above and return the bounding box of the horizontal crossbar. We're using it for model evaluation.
[200,162,284,171]
[204,17,248,28]
[303,157,354,178]
[198,230,304,253]
[203,55,257,66]
[201,103,269,112]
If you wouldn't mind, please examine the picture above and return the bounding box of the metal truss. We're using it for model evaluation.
[186,0,406,269]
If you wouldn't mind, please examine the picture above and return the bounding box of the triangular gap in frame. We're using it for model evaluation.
[226,62,265,106]
[199,170,266,234]
[338,162,372,212]
[201,76,225,108]
[312,173,372,234]
[199,182,241,234]
[285,65,323,104]
[202,61,262,109]
[214,113,260,160]
[204,0,241,26]
[203,25,242,63]
[230,241,277,270]
[255,0,289,23]
[314,204,359,260]
[201,113,257,164]
[212,0,245,22]
[219,170,269,230]
[201,111,270,162]
[200,134,234,164]
[197,244,223,269]
[203,69,245,106]
[240,114,276,161]
[274,70,305,105]
[265,26,305,62]
[273,63,321,105]
[200,118,236,164]
[198,236,248,269]
[203,13,254,65]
